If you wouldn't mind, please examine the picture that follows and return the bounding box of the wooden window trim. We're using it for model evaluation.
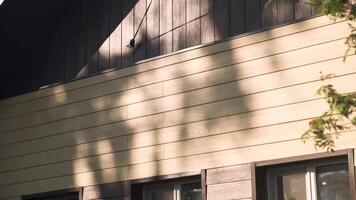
[201,169,207,200]
[251,149,356,200]
[130,171,201,185]
[348,149,356,200]
[21,187,83,200]
[130,170,206,200]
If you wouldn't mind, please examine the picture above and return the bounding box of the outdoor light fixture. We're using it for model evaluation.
[0,0,4,6]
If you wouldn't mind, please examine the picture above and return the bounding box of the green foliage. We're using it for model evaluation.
[302,82,356,151]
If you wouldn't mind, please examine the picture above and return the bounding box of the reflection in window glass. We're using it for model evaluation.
[276,173,307,200]
[316,164,350,200]
[150,190,174,200]
[181,182,201,200]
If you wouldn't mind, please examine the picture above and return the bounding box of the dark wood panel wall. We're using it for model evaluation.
[7,0,315,99]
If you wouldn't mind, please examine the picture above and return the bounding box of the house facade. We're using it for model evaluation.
[0,0,355,199]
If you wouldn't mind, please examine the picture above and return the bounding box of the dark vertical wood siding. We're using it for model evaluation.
[230,0,245,36]
[147,0,160,58]
[110,0,122,69]
[9,0,318,100]
[245,0,261,32]
[87,0,99,75]
[79,0,88,78]
[98,0,111,71]
[122,0,135,66]
[261,0,278,28]
[214,0,229,41]
[160,0,173,54]
[295,0,312,20]
[134,0,147,62]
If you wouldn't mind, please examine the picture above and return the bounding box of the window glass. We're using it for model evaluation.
[143,178,201,200]
[316,163,350,200]
[149,189,174,200]
[276,173,307,200]
[181,182,201,200]
[146,185,174,200]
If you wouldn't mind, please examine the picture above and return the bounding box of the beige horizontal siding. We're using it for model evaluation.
[0,16,356,199]
[1,73,355,169]
[0,97,354,187]
[0,44,354,149]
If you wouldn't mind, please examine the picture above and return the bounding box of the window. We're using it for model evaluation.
[142,178,201,200]
[22,188,82,200]
[267,160,350,200]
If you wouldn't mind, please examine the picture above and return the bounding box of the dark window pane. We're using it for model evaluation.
[316,163,350,200]
[181,182,201,200]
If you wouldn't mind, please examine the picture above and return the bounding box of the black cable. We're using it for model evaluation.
[128,0,154,48]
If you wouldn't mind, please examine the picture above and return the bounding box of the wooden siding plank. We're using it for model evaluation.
[187,0,200,21]
[72,1,83,79]
[98,0,111,71]
[207,180,252,200]
[160,31,173,54]
[187,19,201,48]
[134,0,147,62]
[64,10,77,81]
[245,0,261,32]
[277,0,294,24]
[201,0,213,15]
[173,0,186,28]
[0,16,334,109]
[147,0,160,58]
[53,28,65,83]
[207,164,251,185]
[160,0,173,54]
[295,0,312,20]
[110,0,122,69]
[201,13,215,44]
[122,0,135,66]
[214,0,229,41]
[230,0,245,36]
[261,0,278,28]
[147,38,160,58]
[78,0,88,78]
[160,0,173,34]
[147,0,160,40]
[173,25,187,51]
[87,0,99,74]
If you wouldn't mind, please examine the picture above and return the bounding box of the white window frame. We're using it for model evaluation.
[267,158,348,200]
[143,178,201,200]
